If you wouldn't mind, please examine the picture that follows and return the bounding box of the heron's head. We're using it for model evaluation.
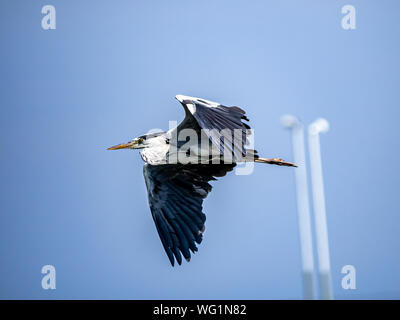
[107,132,165,151]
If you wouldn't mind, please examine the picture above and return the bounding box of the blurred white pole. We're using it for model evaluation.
[308,118,333,300]
[281,115,315,300]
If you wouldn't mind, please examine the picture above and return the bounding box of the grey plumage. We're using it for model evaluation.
[107,95,296,266]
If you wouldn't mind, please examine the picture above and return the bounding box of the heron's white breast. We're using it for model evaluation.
[139,136,169,165]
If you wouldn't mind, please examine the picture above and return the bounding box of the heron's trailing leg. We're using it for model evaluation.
[255,157,297,167]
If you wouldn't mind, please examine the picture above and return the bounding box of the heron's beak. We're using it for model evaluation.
[107,141,136,150]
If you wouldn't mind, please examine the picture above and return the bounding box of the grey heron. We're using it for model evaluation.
[108,95,296,266]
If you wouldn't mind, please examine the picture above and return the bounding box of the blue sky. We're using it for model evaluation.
[0,0,399,299]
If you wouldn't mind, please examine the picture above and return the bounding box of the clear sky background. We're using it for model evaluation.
[1,0,399,299]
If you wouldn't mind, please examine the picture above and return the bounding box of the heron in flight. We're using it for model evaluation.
[108,95,296,266]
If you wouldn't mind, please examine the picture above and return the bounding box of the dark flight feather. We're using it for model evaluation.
[177,99,258,161]
[143,163,235,266]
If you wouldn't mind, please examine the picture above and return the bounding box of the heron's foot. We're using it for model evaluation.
[271,158,297,167]
[255,157,297,167]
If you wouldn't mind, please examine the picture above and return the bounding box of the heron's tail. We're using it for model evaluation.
[255,157,297,167]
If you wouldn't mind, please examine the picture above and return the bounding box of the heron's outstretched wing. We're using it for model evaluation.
[143,163,235,266]
[175,95,255,161]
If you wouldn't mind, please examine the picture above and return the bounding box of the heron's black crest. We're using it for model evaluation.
[139,131,166,140]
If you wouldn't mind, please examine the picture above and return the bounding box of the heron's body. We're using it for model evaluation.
[108,95,296,266]
[139,131,235,165]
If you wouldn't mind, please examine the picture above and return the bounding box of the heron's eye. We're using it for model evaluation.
[137,137,144,144]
